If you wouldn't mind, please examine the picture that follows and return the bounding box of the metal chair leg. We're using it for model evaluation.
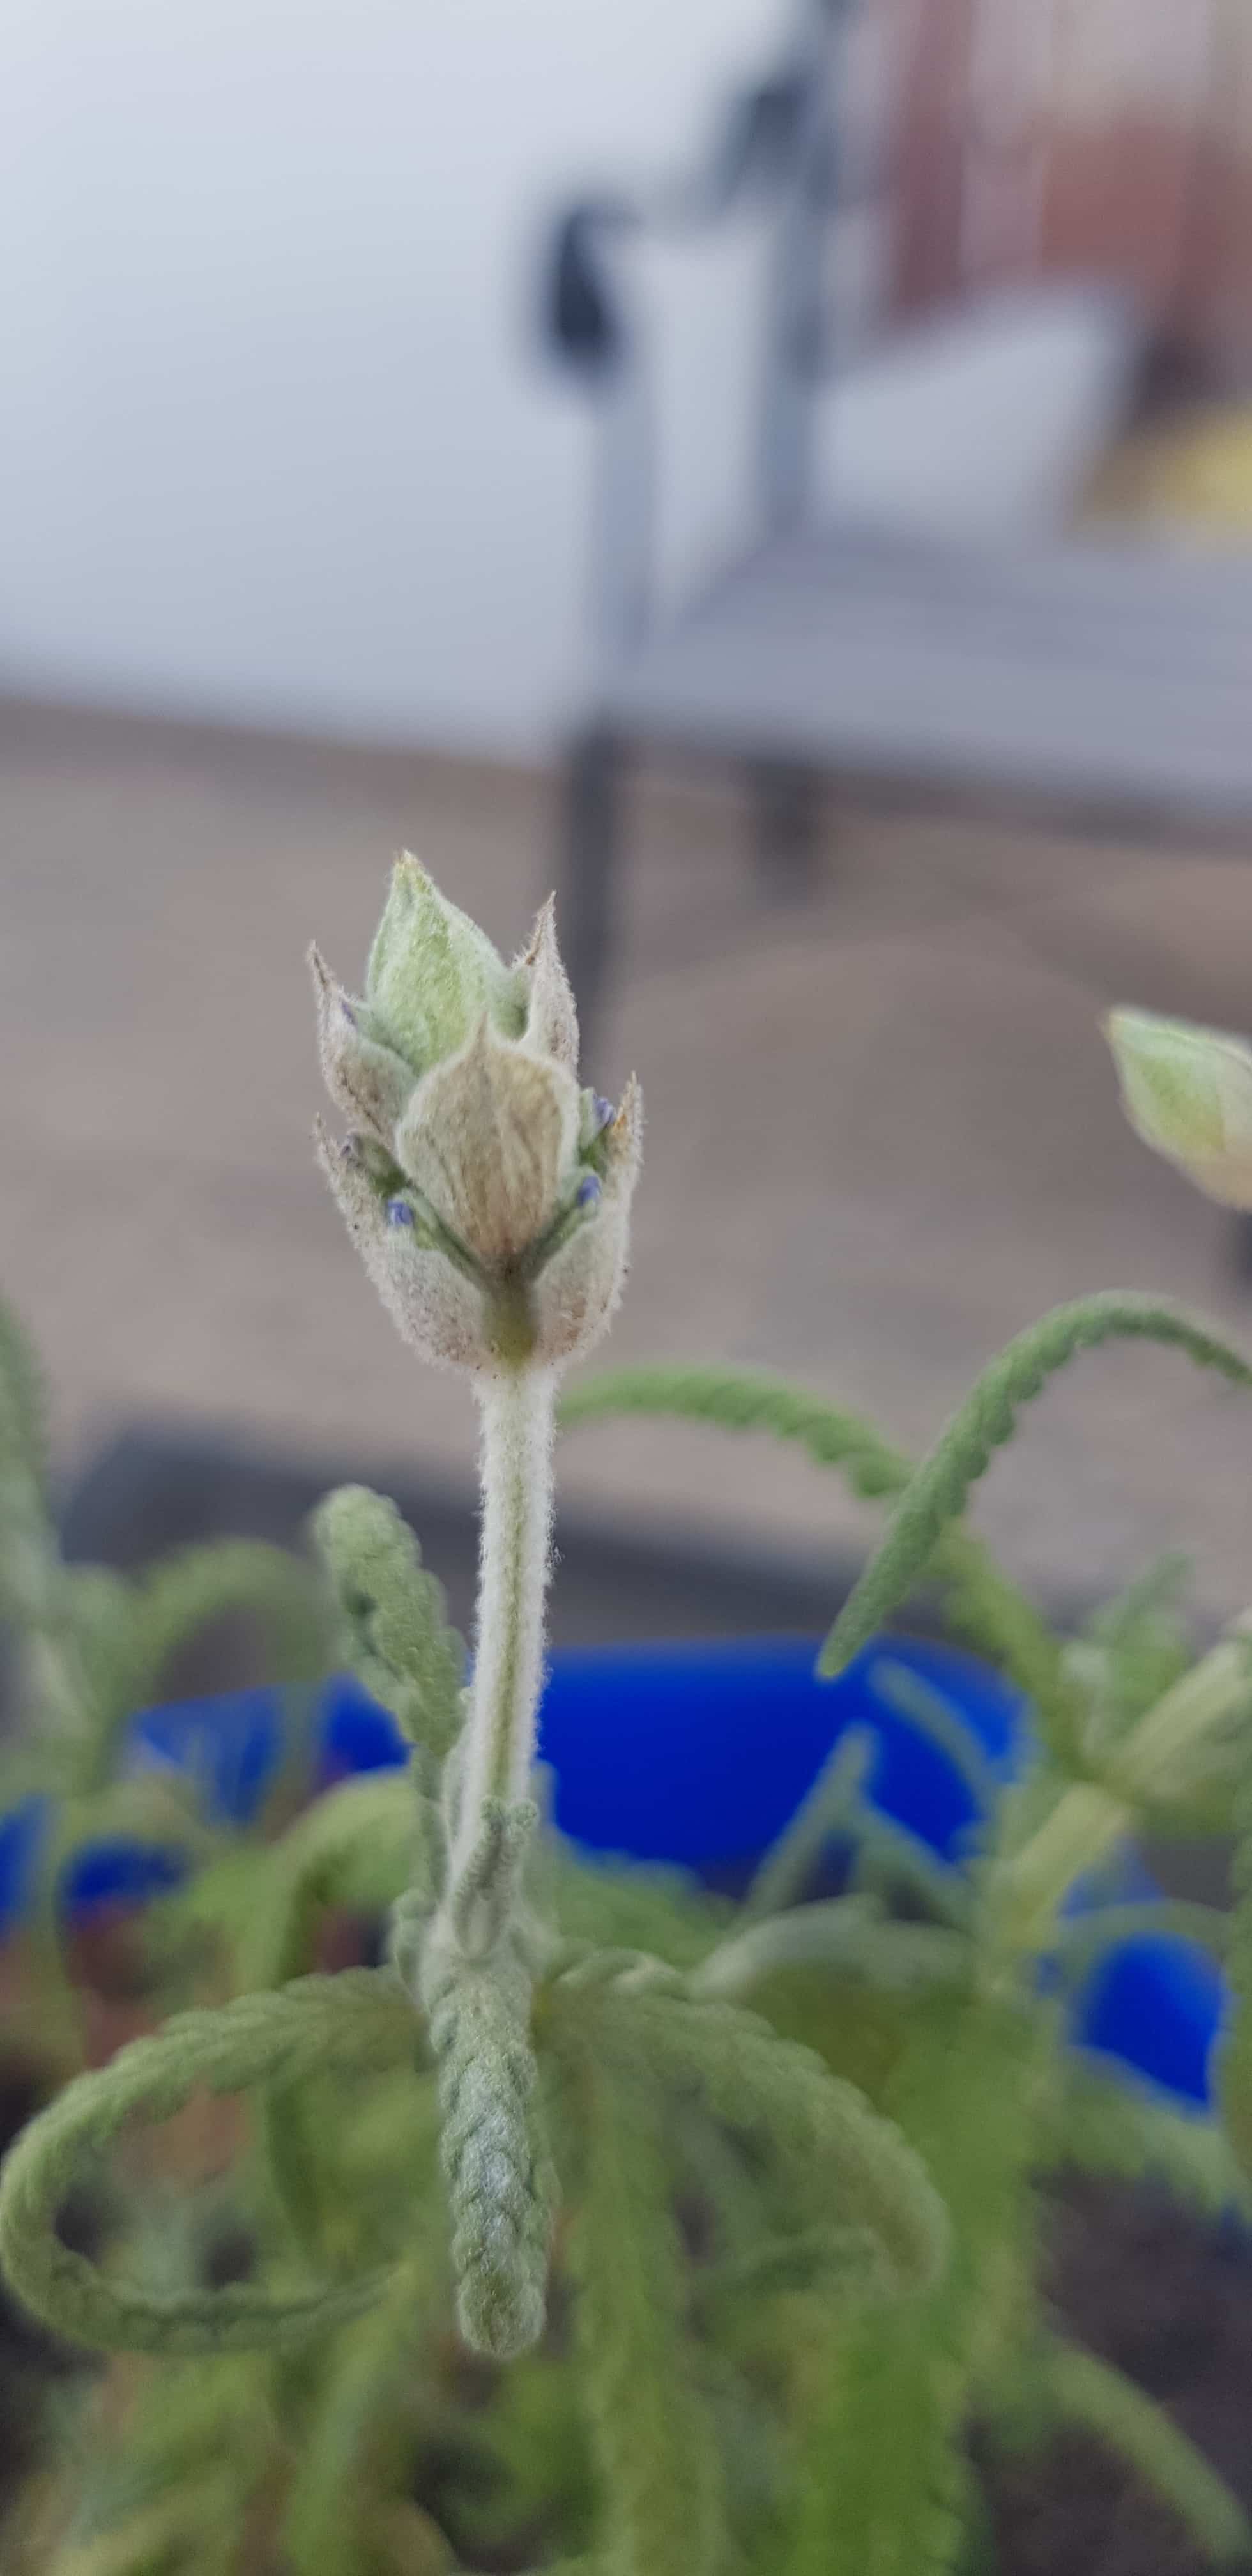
[1228,1213,1252,1287]
[559,728,623,1061]
[747,758,825,898]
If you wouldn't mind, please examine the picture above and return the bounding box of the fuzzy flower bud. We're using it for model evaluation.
[312,864,641,1372]
[365,854,523,1072]
[1105,1006,1252,1210]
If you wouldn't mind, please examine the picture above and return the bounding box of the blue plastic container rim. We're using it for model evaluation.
[0,1632,1226,2112]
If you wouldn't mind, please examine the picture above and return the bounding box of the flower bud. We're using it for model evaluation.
[314,1121,492,1372]
[309,944,413,1151]
[1105,1007,1252,1209]
[395,1017,581,1266]
[518,894,579,1072]
[365,855,522,1077]
[530,1075,642,1362]
[311,869,639,1372]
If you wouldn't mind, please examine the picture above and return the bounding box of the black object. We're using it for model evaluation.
[546,200,634,381]
[540,74,807,382]
[59,1420,871,1685]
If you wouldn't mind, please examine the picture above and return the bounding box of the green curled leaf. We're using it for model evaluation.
[569,1984,949,2303]
[132,1538,331,1699]
[0,1295,49,1500]
[818,1296,1252,1687]
[560,1365,912,1501]
[1221,1737,1252,2185]
[569,2031,726,2576]
[420,1942,551,2359]
[282,2257,427,2575]
[560,1363,1069,1725]
[66,1538,335,1798]
[1048,2062,1249,2221]
[0,1298,63,1651]
[753,1296,1252,1916]
[238,1771,417,1994]
[866,1655,1002,1818]
[1074,1551,1193,1754]
[231,1775,422,2258]
[0,1971,416,2354]
[312,1485,465,1758]
[692,1897,968,2002]
[790,2000,1038,2576]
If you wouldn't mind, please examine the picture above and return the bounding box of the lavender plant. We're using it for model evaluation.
[0,1292,332,2071]
[0,885,1250,2575]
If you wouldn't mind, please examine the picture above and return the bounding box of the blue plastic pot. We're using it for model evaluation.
[0,1635,1226,2110]
[535,1633,1021,1873]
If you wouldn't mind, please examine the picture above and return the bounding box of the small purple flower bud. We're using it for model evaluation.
[576,1174,602,1211]
[593,1095,614,1133]
[386,1197,415,1227]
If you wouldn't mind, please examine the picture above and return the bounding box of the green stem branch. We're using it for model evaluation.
[452,1365,554,1876]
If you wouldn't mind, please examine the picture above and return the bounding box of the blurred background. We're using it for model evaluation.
[4,0,1252,1635]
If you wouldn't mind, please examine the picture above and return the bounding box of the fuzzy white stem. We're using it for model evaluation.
[452,1365,556,1878]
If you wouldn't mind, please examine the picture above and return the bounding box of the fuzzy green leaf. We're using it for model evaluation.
[755,1298,1252,1915]
[239,1770,416,1993]
[282,2259,429,2576]
[793,2307,970,2576]
[1050,2061,1250,2221]
[312,1485,465,1758]
[130,1538,330,1701]
[569,2028,726,2576]
[420,1942,551,2359]
[1219,1731,1252,2186]
[0,1972,415,2354]
[693,1897,969,2003]
[1073,1553,1194,1755]
[786,2000,1041,2576]
[818,1297,1252,1689]
[0,1295,50,1502]
[235,1772,422,2260]
[560,1364,1070,1728]
[862,1655,1004,1821]
[0,1299,67,1681]
[49,2352,272,2576]
[589,1988,949,2302]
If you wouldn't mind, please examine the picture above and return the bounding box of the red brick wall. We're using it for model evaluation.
[876,0,1252,383]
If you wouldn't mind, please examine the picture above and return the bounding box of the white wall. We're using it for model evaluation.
[0,0,782,756]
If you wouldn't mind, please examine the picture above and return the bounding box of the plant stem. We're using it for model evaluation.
[998,1781,1129,1952]
[452,1364,555,1880]
[1041,2340,1252,2563]
[1109,1629,1252,1805]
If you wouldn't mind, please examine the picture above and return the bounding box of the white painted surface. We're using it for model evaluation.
[811,284,1138,537]
[0,0,782,753]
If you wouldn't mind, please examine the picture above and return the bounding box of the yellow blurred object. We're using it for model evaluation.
[1083,402,1252,537]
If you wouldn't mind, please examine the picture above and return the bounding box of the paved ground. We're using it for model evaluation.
[2,696,1251,1625]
